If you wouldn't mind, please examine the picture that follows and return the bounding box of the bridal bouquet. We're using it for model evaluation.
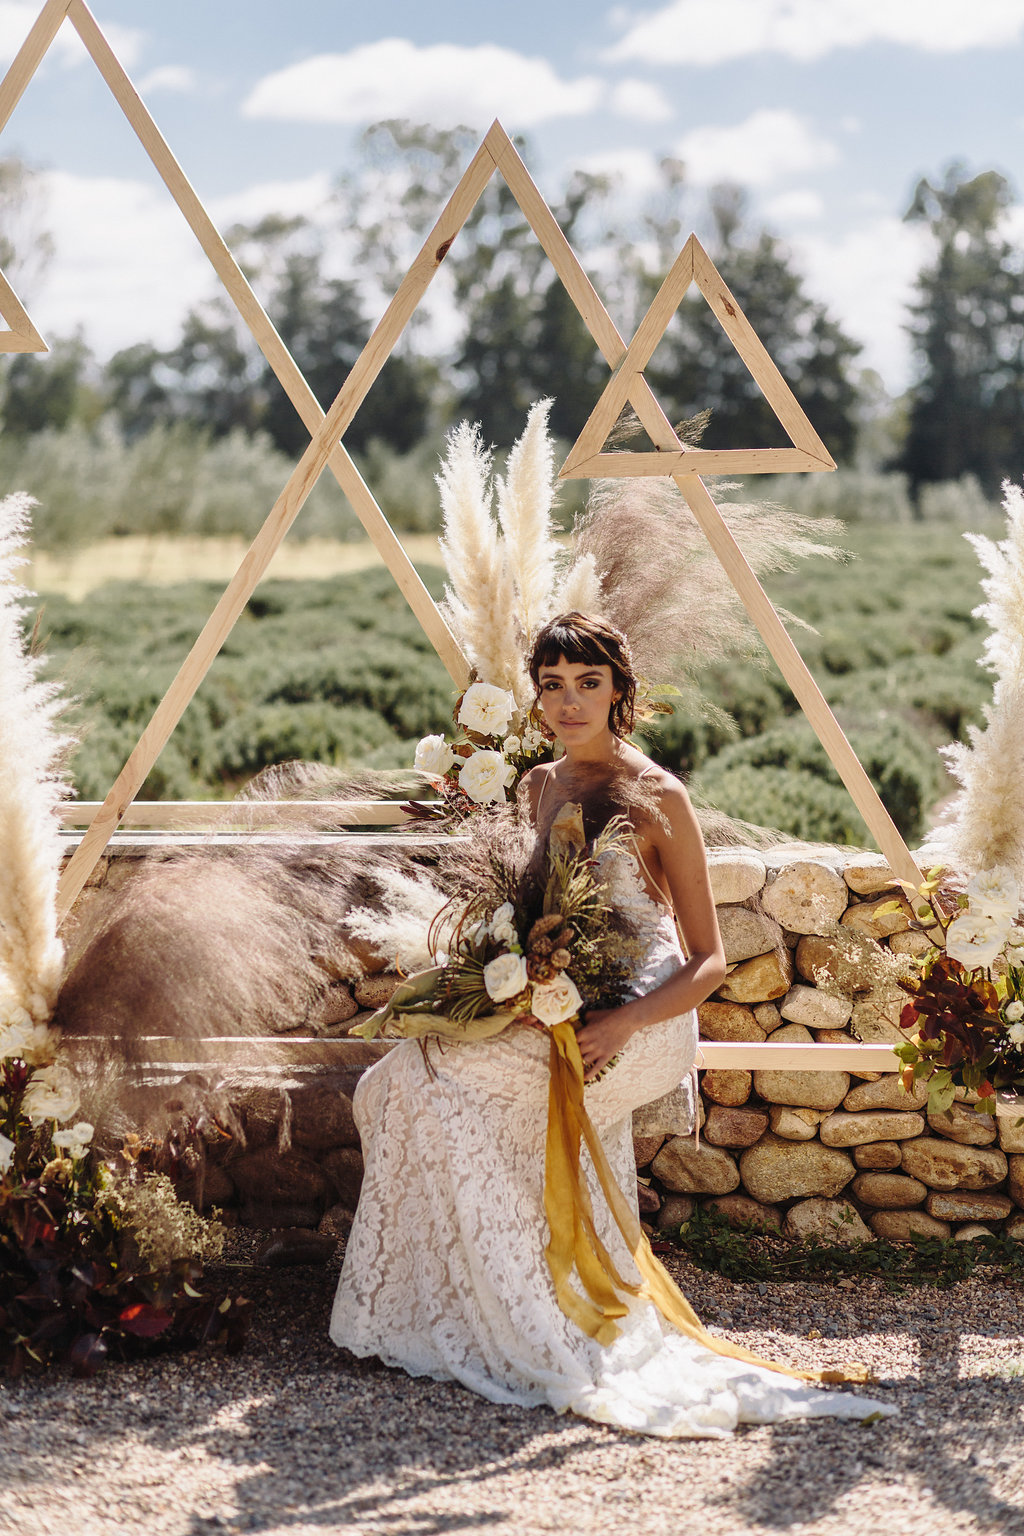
[894,867,1024,1114]
[351,804,639,1044]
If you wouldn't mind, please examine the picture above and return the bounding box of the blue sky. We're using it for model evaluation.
[2,0,1024,395]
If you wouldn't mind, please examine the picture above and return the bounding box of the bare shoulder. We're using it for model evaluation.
[634,760,702,843]
[519,763,556,820]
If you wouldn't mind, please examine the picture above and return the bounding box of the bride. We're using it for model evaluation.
[330,611,891,1437]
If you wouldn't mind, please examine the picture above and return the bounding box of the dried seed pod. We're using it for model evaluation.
[530,936,554,957]
[550,948,571,970]
[527,913,564,948]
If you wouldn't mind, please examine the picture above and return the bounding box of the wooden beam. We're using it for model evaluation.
[58,799,433,828]
[564,449,831,479]
[0,0,71,135]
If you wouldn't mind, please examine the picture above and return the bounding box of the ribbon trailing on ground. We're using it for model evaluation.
[543,1018,870,1385]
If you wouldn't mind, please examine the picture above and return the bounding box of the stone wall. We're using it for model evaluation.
[645,846,1024,1247]
[64,841,1024,1244]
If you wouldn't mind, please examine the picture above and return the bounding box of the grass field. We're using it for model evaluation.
[31,521,996,847]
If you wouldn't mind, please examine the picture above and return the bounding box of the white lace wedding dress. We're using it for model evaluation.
[330,848,891,1437]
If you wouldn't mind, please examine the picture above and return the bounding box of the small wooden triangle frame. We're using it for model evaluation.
[0,265,46,352]
[0,2,922,916]
[561,234,835,480]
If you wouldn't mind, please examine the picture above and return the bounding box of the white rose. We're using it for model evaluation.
[23,1066,79,1126]
[504,735,522,755]
[0,1132,13,1175]
[52,1121,94,1161]
[530,974,584,1028]
[1009,925,1024,946]
[414,734,456,777]
[489,902,516,940]
[966,868,1020,925]
[1008,1023,1024,1046]
[523,727,547,752]
[458,682,516,738]
[1006,1001,1024,1022]
[458,750,515,805]
[483,951,529,1003]
[945,912,1006,971]
[1009,948,1024,968]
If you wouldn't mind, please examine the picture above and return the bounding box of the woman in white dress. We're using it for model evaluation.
[330,612,891,1437]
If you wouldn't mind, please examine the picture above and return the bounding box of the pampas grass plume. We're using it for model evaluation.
[0,493,72,1025]
[437,421,525,699]
[495,398,560,643]
[924,480,1024,881]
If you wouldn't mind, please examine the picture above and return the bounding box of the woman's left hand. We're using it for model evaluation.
[574,1008,638,1083]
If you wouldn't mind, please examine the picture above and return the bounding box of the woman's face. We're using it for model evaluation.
[536,655,620,753]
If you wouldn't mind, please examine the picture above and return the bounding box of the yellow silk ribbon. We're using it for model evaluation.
[543,1018,869,1386]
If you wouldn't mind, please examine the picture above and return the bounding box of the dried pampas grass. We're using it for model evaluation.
[923,480,1024,881]
[572,476,845,685]
[0,492,73,1025]
[495,398,561,643]
[437,420,525,700]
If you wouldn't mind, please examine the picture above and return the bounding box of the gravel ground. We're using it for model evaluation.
[4,1238,1024,1536]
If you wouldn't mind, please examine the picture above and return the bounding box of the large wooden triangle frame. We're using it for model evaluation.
[0,2,922,923]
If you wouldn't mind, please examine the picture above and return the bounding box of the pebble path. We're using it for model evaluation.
[3,1241,1024,1536]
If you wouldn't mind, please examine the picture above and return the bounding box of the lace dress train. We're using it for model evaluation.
[329,852,891,1438]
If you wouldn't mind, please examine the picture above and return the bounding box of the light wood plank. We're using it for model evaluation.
[61,1035,902,1073]
[58,799,434,828]
[0,0,71,134]
[0,267,46,351]
[563,448,832,479]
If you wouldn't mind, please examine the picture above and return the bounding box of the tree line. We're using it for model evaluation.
[1,125,1022,497]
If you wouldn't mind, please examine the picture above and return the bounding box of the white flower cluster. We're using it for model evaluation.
[414,681,546,807]
[945,868,1022,970]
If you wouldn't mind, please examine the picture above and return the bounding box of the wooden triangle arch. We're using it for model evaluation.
[561,234,835,480]
[0,4,922,913]
[0,265,46,352]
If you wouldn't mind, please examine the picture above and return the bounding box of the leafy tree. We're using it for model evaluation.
[899,165,1024,494]
[105,212,436,453]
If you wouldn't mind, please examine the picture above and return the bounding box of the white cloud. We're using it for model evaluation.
[675,109,838,187]
[575,147,665,197]
[608,0,1024,64]
[762,188,826,223]
[790,216,932,389]
[137,64,198,96]
[210,173,333,230]
[242,39,603,130]
[29,170,341,359]
[608,78,673,122]
[0,3,142,69]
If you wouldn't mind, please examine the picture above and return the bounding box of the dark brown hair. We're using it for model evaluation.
[528,611,637,737]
